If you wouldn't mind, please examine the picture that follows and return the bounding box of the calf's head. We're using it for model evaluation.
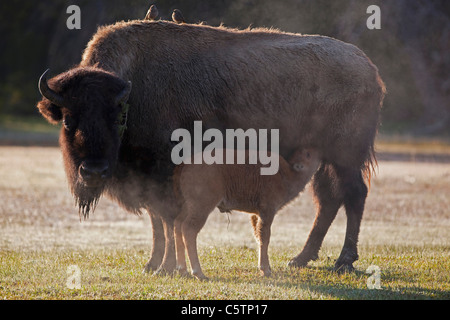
[289,148,320,174]
[37,67,132,217]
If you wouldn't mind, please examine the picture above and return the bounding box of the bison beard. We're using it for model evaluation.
[74,184,102,220]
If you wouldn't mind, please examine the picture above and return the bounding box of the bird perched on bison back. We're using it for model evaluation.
[145,4,158,21]
[172,9,185,24]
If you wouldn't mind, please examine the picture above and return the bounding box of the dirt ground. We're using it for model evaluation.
[0,145,449,255]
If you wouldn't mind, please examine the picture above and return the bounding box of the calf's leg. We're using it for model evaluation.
[251,213,275,277]
[182,205,214,280]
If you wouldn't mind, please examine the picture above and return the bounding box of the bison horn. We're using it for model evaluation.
[38,69,65,107]
[114,81,132,106]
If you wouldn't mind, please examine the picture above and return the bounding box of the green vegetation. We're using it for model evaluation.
[1,245,448,299]
[0,115,58,134]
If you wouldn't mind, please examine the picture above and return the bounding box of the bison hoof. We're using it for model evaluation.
[176,266,190,277]
[260,268,272,277]
[287,257,308,268]
[142,262,159,274]
[143,255,165,274]
[154,266,176,276]
[334,262,355,273]
[335,248,358,273]
[287,251,319,268]
[153,268,166,276]
[192,270,209,281]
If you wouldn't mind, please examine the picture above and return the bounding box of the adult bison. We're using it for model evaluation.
[37,20,385,274]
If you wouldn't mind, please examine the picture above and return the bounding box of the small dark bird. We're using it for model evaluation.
[144,4,158,21]
[172,9,185,24]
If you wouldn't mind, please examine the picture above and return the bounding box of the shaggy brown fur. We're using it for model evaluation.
[37,67,132,218]
[79,20,384,177]
[37,19,385,275]
[173,148,320,279]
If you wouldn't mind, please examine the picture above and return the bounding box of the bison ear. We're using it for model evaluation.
[37,69,64,124]
[37,99,63,124]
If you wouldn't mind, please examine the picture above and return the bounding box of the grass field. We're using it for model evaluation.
[0,145,449,300]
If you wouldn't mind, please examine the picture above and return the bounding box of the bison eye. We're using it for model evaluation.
[63,116,76,131]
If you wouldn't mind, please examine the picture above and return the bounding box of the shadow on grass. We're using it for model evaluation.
[310,265,446,299]
[296,281,441,300]
[212,264,449,300]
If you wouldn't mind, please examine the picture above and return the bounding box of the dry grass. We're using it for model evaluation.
[0,145,449,299]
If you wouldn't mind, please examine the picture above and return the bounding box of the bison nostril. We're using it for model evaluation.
[79,161,110,181]
[80,165,90,179]
[99,166,109,178]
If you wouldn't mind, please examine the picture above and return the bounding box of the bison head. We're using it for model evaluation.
[37,67,132,218]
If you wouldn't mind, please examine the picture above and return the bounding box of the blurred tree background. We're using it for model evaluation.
[1,0,449,135]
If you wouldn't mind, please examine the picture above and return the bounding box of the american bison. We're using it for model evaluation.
[37,19,385,274]
[174,148,320,279]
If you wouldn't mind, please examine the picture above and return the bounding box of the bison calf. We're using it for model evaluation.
[174,148,320,279]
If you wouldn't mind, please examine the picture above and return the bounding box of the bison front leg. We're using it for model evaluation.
[143,211,166,273]
[174,213,189,276]
[155,216,177,275]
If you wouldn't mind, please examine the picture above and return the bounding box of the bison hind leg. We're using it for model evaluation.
[289,162,369,272]
[334,166,368,272]
[288,162,344,268]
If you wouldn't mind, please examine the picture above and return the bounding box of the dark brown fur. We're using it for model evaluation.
[37,67,131,218]
[37,20,385,274]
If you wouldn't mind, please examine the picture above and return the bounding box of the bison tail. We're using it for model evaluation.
[362,73,385,191]
[362,143,378,190]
